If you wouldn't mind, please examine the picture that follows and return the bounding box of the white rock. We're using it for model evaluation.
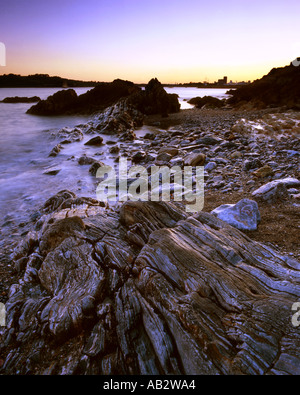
[211,198,260,231]
[252,177,300,201]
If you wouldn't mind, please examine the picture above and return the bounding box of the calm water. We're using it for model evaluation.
[0,87,230,226]
[165,87,230,109]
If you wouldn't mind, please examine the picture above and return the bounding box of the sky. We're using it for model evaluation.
[0,0,299,83]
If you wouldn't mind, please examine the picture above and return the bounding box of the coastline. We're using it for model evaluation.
[0,86,299,375]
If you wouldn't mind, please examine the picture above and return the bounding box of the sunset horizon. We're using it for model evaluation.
[1,0,299,84]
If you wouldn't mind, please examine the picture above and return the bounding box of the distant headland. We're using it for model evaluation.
[0,73,99,88]
[0,73,249,89]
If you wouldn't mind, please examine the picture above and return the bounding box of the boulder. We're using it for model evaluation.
[243,158,263,171]
[78,155,97,166]
[89,161,105,176]
[196,136,222,146]
[48,144,62,157]
[129,78,180,116]
[132,151,146,164]
[155,152,172,162]
[43,167,61,176]
[211,198,261,231]
[84,136,103,146]
[109,145,120,154]
[188,96,225,109]
[184,153,206,166]
[57,127,83,144]
[252,177,300,202]
[252,165,274,178]
[205,162,217,172]
[158,146,179,157]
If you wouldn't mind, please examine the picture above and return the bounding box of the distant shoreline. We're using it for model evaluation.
[0,74,245,89]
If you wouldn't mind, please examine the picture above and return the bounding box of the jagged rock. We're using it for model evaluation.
[1,197,300,375]
[48,144,62,157]
[42,190,101,214]
[57,127,83,144]
[42,190,76,213]
[109,145,120,154]
[84,136,103,146]
[196,136,222,146]
[94,99,143,136]
[129,78,180,116]
[252,177,300,202]
[27,80,140,115]
[211,198,261,231]
[78,155,96,165]
[89,162,105,176]
[43,167,61,176]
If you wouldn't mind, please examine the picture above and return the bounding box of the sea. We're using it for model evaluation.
[0,86,229,227]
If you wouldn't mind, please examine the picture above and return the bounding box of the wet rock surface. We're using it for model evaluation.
[0,195,300,375]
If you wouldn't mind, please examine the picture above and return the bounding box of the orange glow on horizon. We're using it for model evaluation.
[1,0,299,85]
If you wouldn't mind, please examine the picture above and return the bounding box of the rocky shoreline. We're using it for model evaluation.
[0,77,300,375]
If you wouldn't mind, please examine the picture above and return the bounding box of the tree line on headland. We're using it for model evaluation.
[0,73,98,88]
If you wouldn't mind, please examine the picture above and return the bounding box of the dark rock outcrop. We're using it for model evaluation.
[227,63,300,109]
[188,96,225,109]
[27,80,140,115]
[129,78,180,116]
[1,96,40,103]
[1,193,299,375]
[26,78,180,120]
[27,89,79,115]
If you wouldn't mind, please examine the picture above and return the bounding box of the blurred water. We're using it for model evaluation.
[0,87,229,226]
[164,87,230,109]
[0,87,94,223]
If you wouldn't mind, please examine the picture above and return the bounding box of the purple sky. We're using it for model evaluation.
[0,0,299,83]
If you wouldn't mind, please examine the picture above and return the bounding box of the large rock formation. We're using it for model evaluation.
[1,96,40,103]
[26,78,180,118]
[27,79,140,115]
[188,96,225,109]
[227,62,300,109]
[129,78,180,116]
[1,192,299,375]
